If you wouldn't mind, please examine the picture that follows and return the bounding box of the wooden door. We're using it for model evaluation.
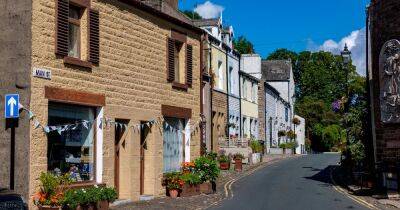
[140,121,150,195]
[114,119,129,198]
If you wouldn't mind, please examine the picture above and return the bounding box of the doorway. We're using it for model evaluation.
[114,119,129,198]
[140,121,150,195]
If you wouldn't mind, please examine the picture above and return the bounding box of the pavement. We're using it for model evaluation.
[209,153,373,210]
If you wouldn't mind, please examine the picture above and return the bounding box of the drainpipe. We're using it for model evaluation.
[200,32,205,155]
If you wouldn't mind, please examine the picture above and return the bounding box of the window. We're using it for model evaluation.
[174,41,184,83]
[68,5,81,58]
[163,117,185,172]
[218,61,223,90]
[285,107,289,122]
[56,0,99,66]
[228,67,233,94]
[47,103,96,182]
[167,34,193,88]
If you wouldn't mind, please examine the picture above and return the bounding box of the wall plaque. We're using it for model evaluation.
[379,39,400,123]
[32,67,51,80]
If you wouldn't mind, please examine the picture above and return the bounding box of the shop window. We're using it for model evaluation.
[163,117,185,173]
[47,102,96,182]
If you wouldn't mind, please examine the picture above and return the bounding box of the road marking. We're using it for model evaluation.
[329,167,379,210]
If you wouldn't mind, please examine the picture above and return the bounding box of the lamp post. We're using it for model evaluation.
[341,44,352,162]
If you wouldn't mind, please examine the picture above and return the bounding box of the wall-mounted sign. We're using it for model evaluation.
[32,67,51,80]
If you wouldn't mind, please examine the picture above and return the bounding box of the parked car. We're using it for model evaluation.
[0,188,28,210]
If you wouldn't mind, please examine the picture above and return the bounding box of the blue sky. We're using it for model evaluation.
[179,0,369,75]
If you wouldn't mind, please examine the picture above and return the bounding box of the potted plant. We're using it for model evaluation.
[60,186,117,210]
[194,156,220,194]
[33,172,71,210]
[218,155,230,170]
[250,140,263,164]
[180,173,202,197]
[233,153,244,172]
[162,172,184,198]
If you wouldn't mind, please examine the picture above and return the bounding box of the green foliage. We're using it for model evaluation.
[180,173,202,186]
[278,130,286,137]
[250,140,263,153]
[34,172,72,206]
[279,142,297,149]
[194,156,220,182]
[162,172,184,190]
[233,36,255,54]
[217,154,230,163]
[286,130,297,140]
[268,48,367,152]
[233,153,244,160]
[61,186,117,209]
[349,140,366,164]
[181,10,202,20]
[205,151,218,161]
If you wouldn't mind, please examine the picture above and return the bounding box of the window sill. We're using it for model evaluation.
[172,82,188,91]
[64,56,92,69]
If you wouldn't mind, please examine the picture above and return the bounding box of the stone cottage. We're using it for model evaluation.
[0,0,203,205]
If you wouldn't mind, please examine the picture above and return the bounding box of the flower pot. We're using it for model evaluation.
[219,162,230,170]
[199,182,213,194]
[180,184,200,197]
[76,204,95,210]
[234,159,243,172]
[96,200,109,210]
[38,206,61,210]
[169,189,179,198]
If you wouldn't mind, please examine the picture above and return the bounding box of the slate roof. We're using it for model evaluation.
[261,60,292,81]
[140,0,193,25]
[193,18,220,27]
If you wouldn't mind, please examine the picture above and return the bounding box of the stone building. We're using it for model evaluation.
[194,17,229,152]
[240,71,259,141]
[367,0,400,190]
[0,0,203,205]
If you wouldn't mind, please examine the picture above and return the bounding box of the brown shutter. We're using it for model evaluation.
[167,38,175,82]
[55,0,69,56]
[89,9,100,64]
[186,44,193,87]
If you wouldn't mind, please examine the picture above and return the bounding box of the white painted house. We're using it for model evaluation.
[295,115,306,154]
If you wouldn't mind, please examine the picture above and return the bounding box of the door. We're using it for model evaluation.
[140,121,150,195]
[114,119,129,198]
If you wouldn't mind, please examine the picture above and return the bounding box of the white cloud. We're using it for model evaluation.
[194,1,224,19]
[307,28,366,76]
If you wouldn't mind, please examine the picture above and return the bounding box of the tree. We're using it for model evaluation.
[233,36,255,54]
[181,10,202,20]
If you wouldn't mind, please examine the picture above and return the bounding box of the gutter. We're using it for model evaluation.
[118,0,203,34]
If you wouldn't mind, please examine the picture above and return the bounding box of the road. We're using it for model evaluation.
[210,153,370,210]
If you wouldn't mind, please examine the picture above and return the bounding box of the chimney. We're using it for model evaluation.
[164,0,178,9]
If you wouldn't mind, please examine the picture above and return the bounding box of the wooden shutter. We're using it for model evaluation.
[55,0,69,56]
[186,44,193,87]
[167,38,175,82]
[89,9,100,64]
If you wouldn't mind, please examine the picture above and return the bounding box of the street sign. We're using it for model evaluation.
[5,94,19,118]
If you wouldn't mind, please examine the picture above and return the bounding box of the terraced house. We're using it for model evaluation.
[194,17,229,152]
[0,0,203,206]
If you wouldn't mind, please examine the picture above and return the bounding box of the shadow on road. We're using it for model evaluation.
[303,165,338,186]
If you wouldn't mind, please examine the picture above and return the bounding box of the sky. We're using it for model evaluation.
[179,0,369,76]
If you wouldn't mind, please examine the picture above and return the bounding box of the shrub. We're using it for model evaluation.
[194,156,220,182]
[162,172,184,190]
[205,151,218,161]
[33,172,72,207]
[250,140,263,153]
[61,186,117,209]
[180,173,202,186]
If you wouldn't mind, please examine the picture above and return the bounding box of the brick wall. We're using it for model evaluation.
[212,90,228,151]
[28,0,201,203]
[369,0,400,164]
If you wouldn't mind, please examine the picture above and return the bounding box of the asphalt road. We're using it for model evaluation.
[210,153,370,210]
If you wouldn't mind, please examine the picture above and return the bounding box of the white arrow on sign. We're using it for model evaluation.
[7,97,17,116]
